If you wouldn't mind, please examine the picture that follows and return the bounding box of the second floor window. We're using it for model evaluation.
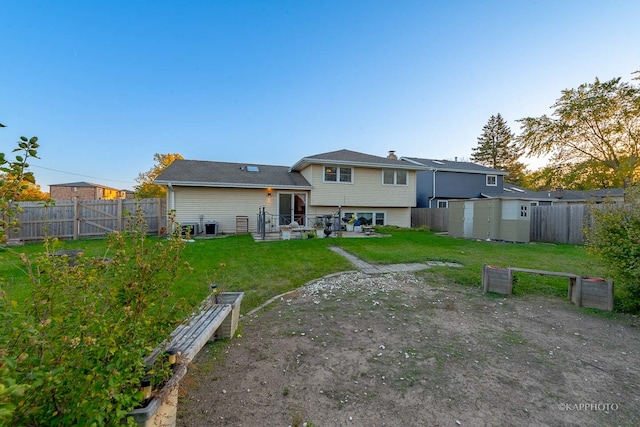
[486,175,497,186]
[383,170,408,186]
[325,166,352,183]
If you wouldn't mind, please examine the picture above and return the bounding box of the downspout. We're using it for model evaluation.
[167,183,175,211]
[428,169,437,208]
[167,183,175,233]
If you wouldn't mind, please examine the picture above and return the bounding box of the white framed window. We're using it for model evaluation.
[344,211,386,226]
[382,170,408,186]
[437,200,448,208]
[324,166,352,183]
[486,175,497,186]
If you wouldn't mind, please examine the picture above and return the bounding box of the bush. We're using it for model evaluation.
[586,187,640,312]
[0,208,192,426]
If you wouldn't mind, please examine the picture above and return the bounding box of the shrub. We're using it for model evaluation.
[586,187,640,312]
[0,208,192,426]
[0,135,40,243]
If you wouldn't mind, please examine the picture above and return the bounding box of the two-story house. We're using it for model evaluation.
[49,182,128,201]
[400,157,508,208]
[154,149,426,235]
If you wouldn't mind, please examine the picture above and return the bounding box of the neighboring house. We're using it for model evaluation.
[400,157,508,208]
[49,182,128,201]
[154,149,426,235]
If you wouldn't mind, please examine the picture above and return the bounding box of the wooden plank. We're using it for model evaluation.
[508,267,579,278]
[173,305,231,363]
[144,299,231,365]
[482,264,513,295]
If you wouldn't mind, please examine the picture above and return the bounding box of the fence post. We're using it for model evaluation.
[157,198,163,236]
[117,199,123,232]
[73,199,79,240]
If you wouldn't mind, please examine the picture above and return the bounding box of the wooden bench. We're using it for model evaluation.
[508,267,580,301]
[131,292,242,427]
[482,265,613,311]
[144,293,237,366]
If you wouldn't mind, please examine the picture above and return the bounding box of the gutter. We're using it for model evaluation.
[154,180,312,191]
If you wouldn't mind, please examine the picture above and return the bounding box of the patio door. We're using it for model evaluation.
[278,193,307,226]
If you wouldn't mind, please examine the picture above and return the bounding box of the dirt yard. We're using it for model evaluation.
[176,271,640,427]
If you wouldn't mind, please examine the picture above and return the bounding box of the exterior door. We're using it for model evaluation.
[278,193,307,226]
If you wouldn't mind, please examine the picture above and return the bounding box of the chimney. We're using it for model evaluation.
[555,186,564,198]
[387,150,397,160]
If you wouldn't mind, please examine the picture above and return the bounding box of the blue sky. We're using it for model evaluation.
[1,1,639,191]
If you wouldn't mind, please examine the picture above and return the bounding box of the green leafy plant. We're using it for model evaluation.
[0,135,40,243]
[0,207,192,426]
[586,187,640,312]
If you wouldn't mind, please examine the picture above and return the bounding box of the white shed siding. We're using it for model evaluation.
[171,186,275,234]
[304,165,416,207]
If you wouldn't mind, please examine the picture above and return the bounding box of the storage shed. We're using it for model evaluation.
[448,198,531,243]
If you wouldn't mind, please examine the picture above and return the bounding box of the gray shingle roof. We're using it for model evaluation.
[402,157,508,175]
[291,149,426,171]
[491,185,625,202]
[154,159,311,189]
[50,181,122,190]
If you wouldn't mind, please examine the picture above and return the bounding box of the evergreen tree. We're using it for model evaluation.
[471,114,525,185]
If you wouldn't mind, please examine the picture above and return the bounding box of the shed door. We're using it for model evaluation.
[463,201,474,238]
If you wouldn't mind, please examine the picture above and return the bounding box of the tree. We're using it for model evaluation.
[134,153,183,199]
[471,114,527,185]
[517,75,640,189]
[586,186,640,312]
[0,174,49,201]
[0,134,40,243]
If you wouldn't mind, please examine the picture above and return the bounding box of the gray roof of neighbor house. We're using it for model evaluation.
[291,149,427,171]
[401,157,508,175]
[50,181,122,191]
[489,185,625,202]
[154,159,312,189]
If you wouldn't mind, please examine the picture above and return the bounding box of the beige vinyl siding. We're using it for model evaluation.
[171,186,275,234]
[304,165,416,207]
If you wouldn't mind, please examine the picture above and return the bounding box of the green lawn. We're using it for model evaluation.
[0,228,607,314]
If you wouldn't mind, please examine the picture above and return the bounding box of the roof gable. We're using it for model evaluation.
[291,149,426,171]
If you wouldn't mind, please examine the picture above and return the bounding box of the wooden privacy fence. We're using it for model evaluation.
[9,198,167,242]
[529,204,588,245]
[411,207,448,231]
[413,204,600,245]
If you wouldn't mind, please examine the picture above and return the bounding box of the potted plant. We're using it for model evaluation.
[345,214,356,232]
[314,220,325,238]
[280,225,292,240]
